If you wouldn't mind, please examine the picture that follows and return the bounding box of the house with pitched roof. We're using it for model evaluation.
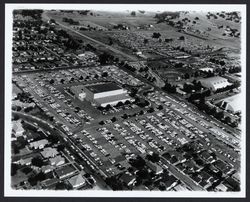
[68,174,86,189]
[146,161,163,175]
[41,147,59,158]
[29,139,49,149]
[12,120,25,138]
[49,155,65,166]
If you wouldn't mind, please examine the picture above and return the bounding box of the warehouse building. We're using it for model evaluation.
[220,94,241,114]
[71,82,133,107]
[199,76,231,91]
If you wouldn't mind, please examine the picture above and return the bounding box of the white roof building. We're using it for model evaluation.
[199,76,231,91]
[68,174,86,189]
[220,94,241,114]
[30,139,49,149]
[41,147,59,158]
[49,155,65,166]
[12,120,24,137]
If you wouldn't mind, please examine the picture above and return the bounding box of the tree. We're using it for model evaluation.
[57,144,65,152]
[152,32,161,39]
[131,11,136,17]
[31,157,44,167]
[215,111,224,120]
[184,73,190,79]
[179,36,185,40]
[111,117,117,122]
[11,163,19,176]
[130,156,146,169]
[125,100,131,105]
[224,116,232,124]
[49,79,55,84]
[144,38,149,44]
[122,114,128,119]
[157,105,164,110]
[116,101,124,108]
[105,176,123,190]
[147,152,160,163]
[99,121,105,125]
[102,72,108,77]
[47,135,59,144]
[147,107,155,113]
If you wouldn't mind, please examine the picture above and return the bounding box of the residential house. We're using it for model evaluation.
[49,155,65,166]
[146,161,163,175]
[119,172,136,187]
[29,139,49,150]
[68,174,86,189]
[41,147,59,159]
[55,165,77,179]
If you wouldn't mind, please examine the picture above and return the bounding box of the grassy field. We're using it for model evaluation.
[46,10,241,59]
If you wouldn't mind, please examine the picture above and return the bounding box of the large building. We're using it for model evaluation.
[199,76,231,91]
[220,94,241,114]
[71,82,133,107]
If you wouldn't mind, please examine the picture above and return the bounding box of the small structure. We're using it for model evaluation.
[49,155,65,166]
[68,174,86,189]
[12,120,24,138]
[55,165,77,179]
[120,172,136,187]
[41,147,59,159]
[29,139,49,150]
[146,161,163,175]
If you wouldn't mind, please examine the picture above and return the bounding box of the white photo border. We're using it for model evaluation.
[4,3,247,198]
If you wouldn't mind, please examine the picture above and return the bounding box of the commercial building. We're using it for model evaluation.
[72,82,133,107]
[199,76,231,91]
[220,94,241,114]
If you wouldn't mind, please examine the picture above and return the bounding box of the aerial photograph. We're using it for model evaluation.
[8,5,244,194]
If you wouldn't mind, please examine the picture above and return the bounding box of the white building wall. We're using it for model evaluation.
[93,89,127,99]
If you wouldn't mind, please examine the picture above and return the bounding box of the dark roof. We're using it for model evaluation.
[85,82,122,94]
[164,175,178,188]
[214,159,232,173]
[120,173,136,185]
[42,178,59,188]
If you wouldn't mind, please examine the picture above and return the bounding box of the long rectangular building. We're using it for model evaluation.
[72,82,133,107]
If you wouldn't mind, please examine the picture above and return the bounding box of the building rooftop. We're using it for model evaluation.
[41,147,59,158]
[95,93,132,105]
[55,165,76,178]
[199,76,228,83]
[85,82,122,94]
[68,174,86,188]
